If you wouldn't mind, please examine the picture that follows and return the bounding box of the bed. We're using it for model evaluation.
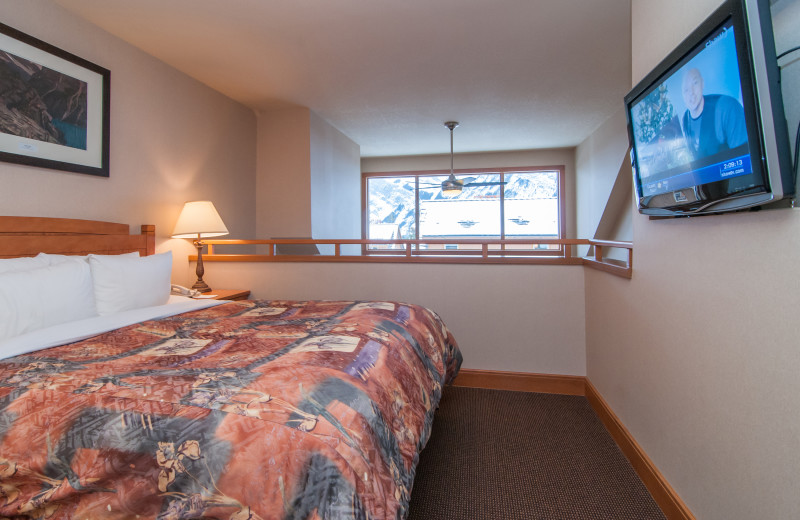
[0,217,462,520]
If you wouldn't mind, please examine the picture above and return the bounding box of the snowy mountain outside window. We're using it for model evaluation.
[365,168,563,253]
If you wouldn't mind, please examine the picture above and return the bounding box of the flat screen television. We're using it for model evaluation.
[625,0,794,216]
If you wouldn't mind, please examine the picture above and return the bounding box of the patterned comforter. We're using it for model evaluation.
[0,300,462,520]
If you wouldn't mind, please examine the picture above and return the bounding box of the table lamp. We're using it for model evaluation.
[171,201,229,293]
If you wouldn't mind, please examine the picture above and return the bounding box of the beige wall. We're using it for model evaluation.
[362,147,578,240]
[255,107,312,238]
[255,107,361,243]
[205,260,588,376]
[575,108,632,257]
[309,111,361,243]
[0,0,257,285]
[586,1,800,518]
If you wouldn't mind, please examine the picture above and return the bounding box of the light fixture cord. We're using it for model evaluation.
[450,126,454,177]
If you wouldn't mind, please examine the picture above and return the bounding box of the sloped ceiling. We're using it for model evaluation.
[54,0,632,157]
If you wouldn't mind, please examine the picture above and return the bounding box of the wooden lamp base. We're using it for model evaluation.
[192,239,212,293]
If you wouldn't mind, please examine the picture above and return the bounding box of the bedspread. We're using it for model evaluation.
[0,300,461,520]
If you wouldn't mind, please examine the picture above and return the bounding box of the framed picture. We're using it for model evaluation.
[0,22,110,177]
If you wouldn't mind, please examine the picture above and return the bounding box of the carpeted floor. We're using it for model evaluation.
[407,386,666,520]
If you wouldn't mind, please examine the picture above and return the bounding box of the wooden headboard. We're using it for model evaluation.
[0,217,155,258]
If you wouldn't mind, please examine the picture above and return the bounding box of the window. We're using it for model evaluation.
[363,166,565,253]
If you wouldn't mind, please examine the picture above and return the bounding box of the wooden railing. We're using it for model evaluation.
[583,239,633,279]
[193,238,633,277]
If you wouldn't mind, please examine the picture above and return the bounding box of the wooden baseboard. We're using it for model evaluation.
[585,379,695,520]
[452,368,586,396]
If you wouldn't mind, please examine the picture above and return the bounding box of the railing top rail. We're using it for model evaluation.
[203,238,591,245]
[588,239,633,249]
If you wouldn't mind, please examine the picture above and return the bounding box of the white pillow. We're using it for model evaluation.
[0,253,50,274]
[41,251,140,266]
[89,252,172,315]
[0,261,98,341]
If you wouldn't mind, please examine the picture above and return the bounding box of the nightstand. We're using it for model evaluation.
[201,289,250,301]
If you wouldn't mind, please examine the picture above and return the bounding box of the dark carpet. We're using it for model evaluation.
[407,386,666,520]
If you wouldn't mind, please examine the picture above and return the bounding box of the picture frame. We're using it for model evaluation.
[0,22,110,177]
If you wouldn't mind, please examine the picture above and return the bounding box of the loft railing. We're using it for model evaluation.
[193,238,633,278]
[583,239,633,278]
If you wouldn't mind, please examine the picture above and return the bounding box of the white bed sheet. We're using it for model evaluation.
[0,296,226,360]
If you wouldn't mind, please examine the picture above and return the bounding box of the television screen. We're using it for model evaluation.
[625,0,793,216]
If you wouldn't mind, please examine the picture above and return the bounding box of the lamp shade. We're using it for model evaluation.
[171,201,229,238]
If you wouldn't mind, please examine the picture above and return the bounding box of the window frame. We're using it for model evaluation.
[361,165,566,256]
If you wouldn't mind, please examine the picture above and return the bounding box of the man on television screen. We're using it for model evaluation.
[681,68,747,160]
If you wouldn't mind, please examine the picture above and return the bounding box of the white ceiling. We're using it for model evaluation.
[54,0,632,157]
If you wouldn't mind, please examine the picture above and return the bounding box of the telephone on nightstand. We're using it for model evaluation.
[171,284,202,298]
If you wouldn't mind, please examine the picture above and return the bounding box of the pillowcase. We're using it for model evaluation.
[89,252,172,315]
[41,251,140,266]
[0,253,50,274]
[0,261,98,341]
